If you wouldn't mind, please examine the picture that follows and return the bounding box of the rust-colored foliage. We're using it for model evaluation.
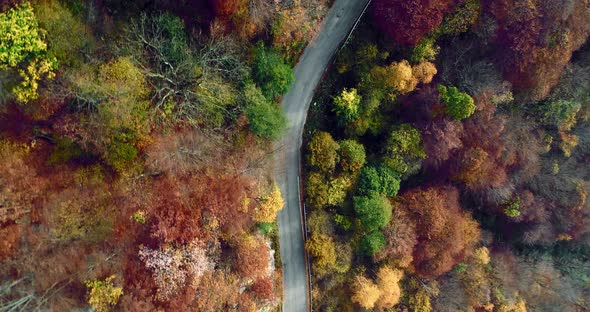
[375,208,417,268]
[235,236,270,280]
[486,0,590,101]
[372,0,459,46]
[208,0,242,18]
[251,276,277,302]
[0,224,20,260]
[397,186,480,278]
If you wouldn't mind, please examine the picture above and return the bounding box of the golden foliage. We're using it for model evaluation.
[254,183,284,223]
[351,276,381,309]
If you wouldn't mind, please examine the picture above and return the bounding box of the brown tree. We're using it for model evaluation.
[397,186,480,278]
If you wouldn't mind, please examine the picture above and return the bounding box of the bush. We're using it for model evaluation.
[540,99,581,131]
[47,137,85,165]
[252,42,294,99]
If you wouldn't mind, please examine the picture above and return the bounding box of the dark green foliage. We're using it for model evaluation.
[360,231,386,256]
[334,214,353,231]
[353,194,392,232]
[338,140,366,173]
[244,83,287,140]
[438,85,476,121]
[252,42,294,99]
[47,137,85,165]
[357,165,401,197]
[106,141,138,173]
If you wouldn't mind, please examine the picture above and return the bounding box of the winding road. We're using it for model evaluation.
[275,1,371,311]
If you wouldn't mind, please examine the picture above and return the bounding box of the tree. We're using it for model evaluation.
[244,83,287,140]
[375,208,417,267]
[540,99,581,131]
[85,276,124,312]
[0,1,58,103]
[333,88,361,122]
[357,164,401,197]
[360,231,387,256]
[252,42,294,99]
[338,140,366,173]
[139,241,214,301]
[354,194,392,232]
[372,0,458,46]
[305,232,337,275]
[254,183,284,223]
[383,124,426,175]
[33,0,93,67]
[396,186,480,278]
[235,236,270,280]
[376,266,404,309]
[307,131,340,173]
[351,276,381,309]
[438,85,476,121]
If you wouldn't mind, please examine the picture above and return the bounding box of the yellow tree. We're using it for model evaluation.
[376,266,404,309]
[254,183,284,223]
[351,276,381,309]
[85,275,123,312]
[0,1,57,103]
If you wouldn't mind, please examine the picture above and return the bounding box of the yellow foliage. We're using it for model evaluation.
[85,275,123,312]
[254,183,284,223]
[559,131,578,157]
[389,60,417,94]
[376,266,404,309]
[412,61,438,84]
[305,233,336,271]
[351,276,381,309]
[473,247,490,265]
[0,1,57,103]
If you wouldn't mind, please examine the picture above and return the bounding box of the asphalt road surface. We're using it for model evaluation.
[275,1,371,311]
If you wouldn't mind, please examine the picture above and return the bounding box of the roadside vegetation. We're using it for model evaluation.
[304,0,590,310]
[0,0,330,310]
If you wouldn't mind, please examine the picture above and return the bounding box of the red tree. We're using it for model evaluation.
[372,0,458,46]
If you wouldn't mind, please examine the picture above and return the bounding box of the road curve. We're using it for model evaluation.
[275,1,371,311]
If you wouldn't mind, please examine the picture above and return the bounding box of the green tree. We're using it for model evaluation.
[33,0,93,67]
[438,85,476,121]
[85,276,123,312]
[360,231,387,256]
[244,83,287,140]
[333,88,361,122]
[383,124,426,175]
[411,37,439,63]
[306,172,351,210]
[252,42,294,99]
[436,0,480,36]
[0,1,58,103]
[357,164,401,197]
[354,194,392,232]
[307,131,340,173]
[540,99,581,131]
[338,139,366,173]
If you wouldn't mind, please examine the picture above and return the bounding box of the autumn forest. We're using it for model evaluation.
[1,0,590,311]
